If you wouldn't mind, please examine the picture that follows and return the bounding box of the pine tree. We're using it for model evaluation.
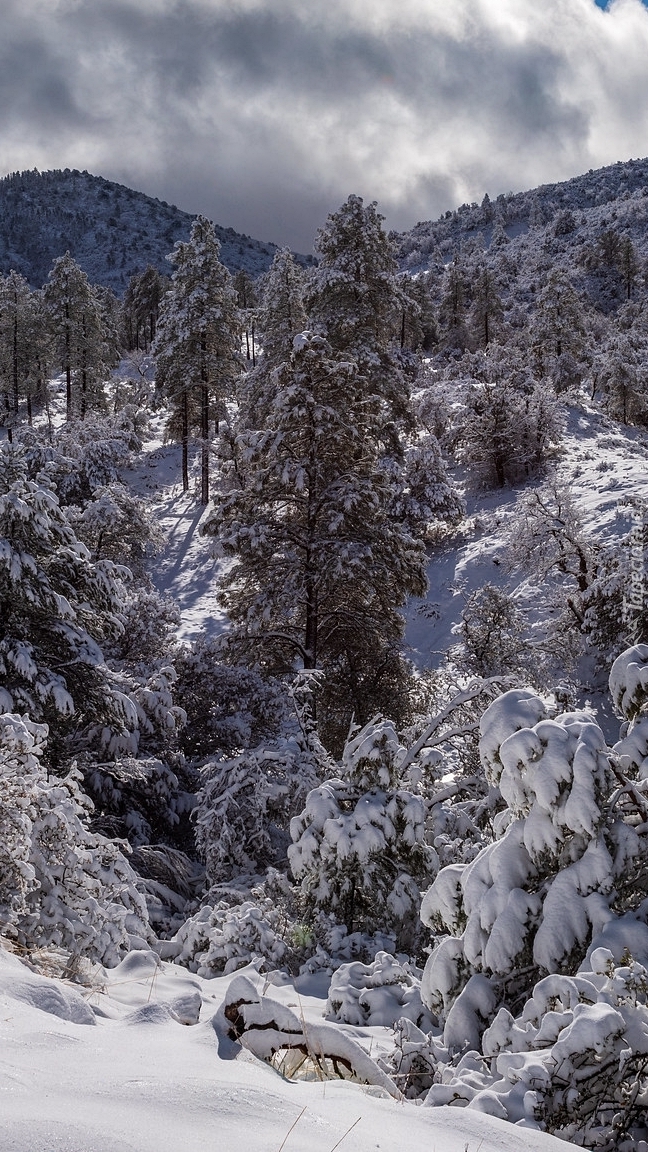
[599,332,648,424]
[305,195,410,429]
[618,234,639,301]
[206,332,427,748]
[233,268,258,365]
[0,442,134,771]
[439,261,469,352]
[531,270,588,391]
[124,266,168,351]
[238,248,307,429]
[0,272,46,434]
[43,253,110,419]
[459,356,563,489]
[154,217,241,502]
[470,266,504,348]
[289,715,436,948]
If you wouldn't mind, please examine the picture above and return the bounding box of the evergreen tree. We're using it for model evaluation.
[531,270,588,391]
[289,715,436,948]
[439,261,469,352]
[124,266,168,351]
[43,253,110,419]
[238,248,307,429]
[305,195,410,429]
[470,266,504,348]
[398,272,438,353]
[0,272,45,434]
[233,268,259,365]
[0,442,134,771]
[598,332,648,424]
[206,332,427,748]
[154,217,241,502]
[618,234,639,301]
[459,354,563,489]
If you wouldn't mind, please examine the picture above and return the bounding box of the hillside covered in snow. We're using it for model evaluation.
[0,168,313,294]
[5,168,648,1151]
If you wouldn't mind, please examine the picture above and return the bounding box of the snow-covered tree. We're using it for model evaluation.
[173,643,288,761]
[456,583,534,680]
[207,332,427,746]
[196,729,320,886]
[439,261,470,352]
[124,265,168,351]
[233,268,259,365]
[389,433,464,542]
[420,661,648,1052]
[0,442,134,770]
[0,711,150,964]
[305,194,410,428]
[530,270,588,391]
[43,252,113,419]
[71,483,164,578]
[470,266,504,348]
[154,216,241,502]
[459,361,563,488]
[0,271,46,432]
[238,247,307,428]
[597,331,648,425]
[289,715,436,949]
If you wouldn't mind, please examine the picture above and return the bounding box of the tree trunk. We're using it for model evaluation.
[201,381,209,505]
[181,387,189,493]
[12,307,19,416]
[65,293,72,421]
[304,579,318,670]
[200,341,210,506]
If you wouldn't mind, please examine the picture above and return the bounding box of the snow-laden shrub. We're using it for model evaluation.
[173,644,288,760]
[0,443,137,760]
[71,483,164,579]
[326,950,429,1028]
[421,684,643,1049]
[106,589,179,666]
[0,711,151,964]
[289,716,437,950]
[19,407,146,507]
[424,950,648,1150]
[387,432,464,542]
[167,896,289,977]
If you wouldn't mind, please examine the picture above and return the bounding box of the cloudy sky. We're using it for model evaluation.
[2,0,648,251]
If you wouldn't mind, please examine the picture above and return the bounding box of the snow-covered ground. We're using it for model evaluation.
[406,402,648,671]
[124,411,229,641]
[6,393,644,1151]
[0,944,573,1152]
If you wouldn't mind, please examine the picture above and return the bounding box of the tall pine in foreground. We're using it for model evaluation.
[154,217,241,503]
[208,330,427,750]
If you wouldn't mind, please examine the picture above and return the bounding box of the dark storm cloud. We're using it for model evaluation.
[1,0,648,249]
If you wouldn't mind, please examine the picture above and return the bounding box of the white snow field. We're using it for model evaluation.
[0,944,573,1152]
[405,402,648,670]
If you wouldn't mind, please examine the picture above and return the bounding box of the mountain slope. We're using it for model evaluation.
[396,155,648,312]
[0,168,313,293]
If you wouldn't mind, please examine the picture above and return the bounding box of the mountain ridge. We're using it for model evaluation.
[0,168,313,294]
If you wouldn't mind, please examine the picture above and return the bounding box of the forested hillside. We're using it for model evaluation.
[3,165,648,1152]
[0,168,312,294]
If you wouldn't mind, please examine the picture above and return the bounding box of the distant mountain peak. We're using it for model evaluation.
[0,168,312,294]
